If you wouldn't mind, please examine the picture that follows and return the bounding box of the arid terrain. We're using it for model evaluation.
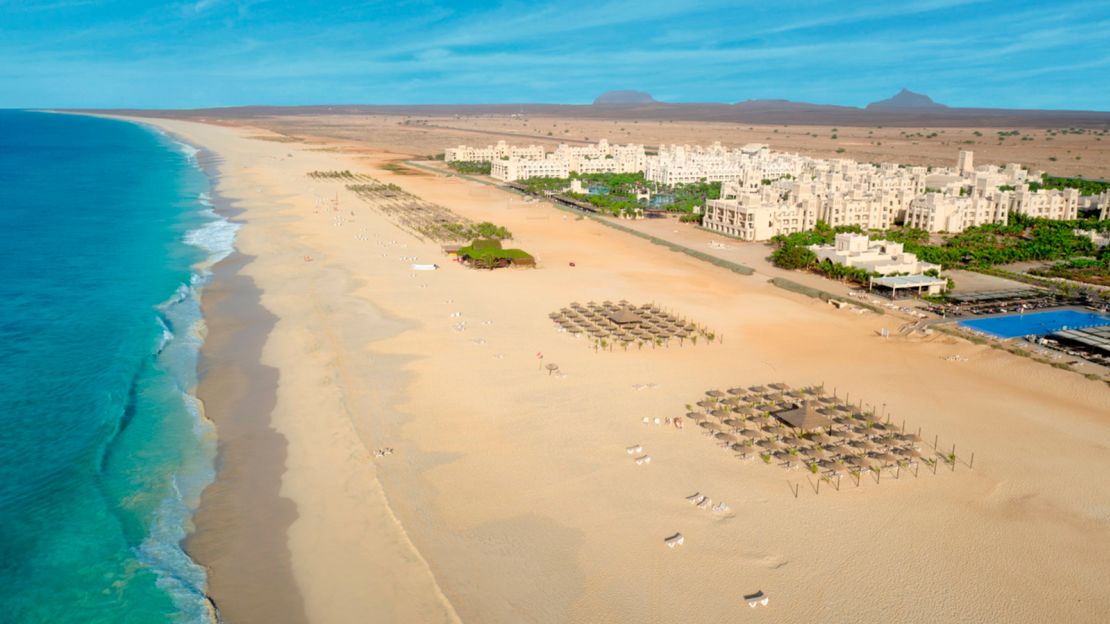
[195,113,1110,181]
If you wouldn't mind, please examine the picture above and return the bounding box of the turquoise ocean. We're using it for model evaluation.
[0,110,234,623]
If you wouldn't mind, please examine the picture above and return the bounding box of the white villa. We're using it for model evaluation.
[809,233,941,276]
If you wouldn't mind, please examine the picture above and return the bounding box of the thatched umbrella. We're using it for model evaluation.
[846,455,873,470]
[696,400,716,409]
[810,432,834,445]
[754,438,777,450]
[784,455,809,470]
[706,390,725,398]
[722,418,745,429]
[804,446,830,460]
[710,409,730,420]
[727,387,747,396]
[732,406,754,416]
[896,432,924,447]
[748,385,767,393]
[831,444,856,457]
[768,382,788,390]
[739,428,763,439]
[715,432,740,444]
[685,411,707,422]
[701,421,728,432]
[878,452,900,466]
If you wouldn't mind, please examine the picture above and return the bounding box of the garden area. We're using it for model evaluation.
[446,161,492,175]
[517,172,720,219]
[457,239,534,269]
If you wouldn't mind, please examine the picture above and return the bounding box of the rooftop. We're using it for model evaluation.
[1049,324,1110,355]
[871,275,949,288]
[773,402,833,431]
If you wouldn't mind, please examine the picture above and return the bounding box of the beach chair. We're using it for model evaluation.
[664,533,684,548]
[744,590,769,608]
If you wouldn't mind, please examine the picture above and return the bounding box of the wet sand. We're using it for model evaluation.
[187,241,304,623]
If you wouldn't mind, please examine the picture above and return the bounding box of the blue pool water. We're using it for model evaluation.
[0,111,234,622]
[958,309,1110,339]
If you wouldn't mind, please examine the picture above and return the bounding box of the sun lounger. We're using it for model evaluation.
[664,533,684,548]
[744,590,769,607]
[626,445,643,455]
[685,492,702,503]
[634,455,652,465]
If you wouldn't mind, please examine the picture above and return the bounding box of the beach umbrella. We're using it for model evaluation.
[722,418,745,428]
[804,446,830,459]
[715,432,740,443]
[739,428,763,439]
[878,452,901,466]
[701,421,728,432]
[755,438,777,450]
[696,400,715,409]
[732,406,754,415]
[685,411,706,422]
[727,387,747,396]
[706,390,725,398]
[769,382,788,390]
[846,455,873,470]
[784,455,809,470]
[710,409,730,420]
[810,432,834,445]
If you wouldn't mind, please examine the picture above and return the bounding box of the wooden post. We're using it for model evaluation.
[951,444,956,472]
[969,452,975,469]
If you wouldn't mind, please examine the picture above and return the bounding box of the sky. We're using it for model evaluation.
[1,0,1108,110]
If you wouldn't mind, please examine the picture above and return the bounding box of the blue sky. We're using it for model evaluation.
[1,0,1107,109]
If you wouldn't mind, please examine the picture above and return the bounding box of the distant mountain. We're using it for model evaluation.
[866,88,947,110]
[732,98,857,112]
[593,90,657,105]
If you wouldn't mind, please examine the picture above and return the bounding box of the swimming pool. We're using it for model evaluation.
[958,309,1110,339]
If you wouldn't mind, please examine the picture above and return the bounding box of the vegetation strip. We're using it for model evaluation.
[768,277,885,314]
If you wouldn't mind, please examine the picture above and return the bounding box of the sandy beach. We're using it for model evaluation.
[136,117,1110,623]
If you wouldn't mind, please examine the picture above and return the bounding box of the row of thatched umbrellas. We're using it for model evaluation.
[687,383,931,477]
[549,301,708,345]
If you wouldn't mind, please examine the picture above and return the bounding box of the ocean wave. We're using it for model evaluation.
[176,142,200,166]
[149,238,220,624]
[184,208,239,269]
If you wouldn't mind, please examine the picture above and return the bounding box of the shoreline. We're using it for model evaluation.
[185,142,307,622]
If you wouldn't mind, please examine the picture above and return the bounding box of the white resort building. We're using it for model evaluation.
[445,139,1099,236]
[444,140,545,163]
[809,233,941,276]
